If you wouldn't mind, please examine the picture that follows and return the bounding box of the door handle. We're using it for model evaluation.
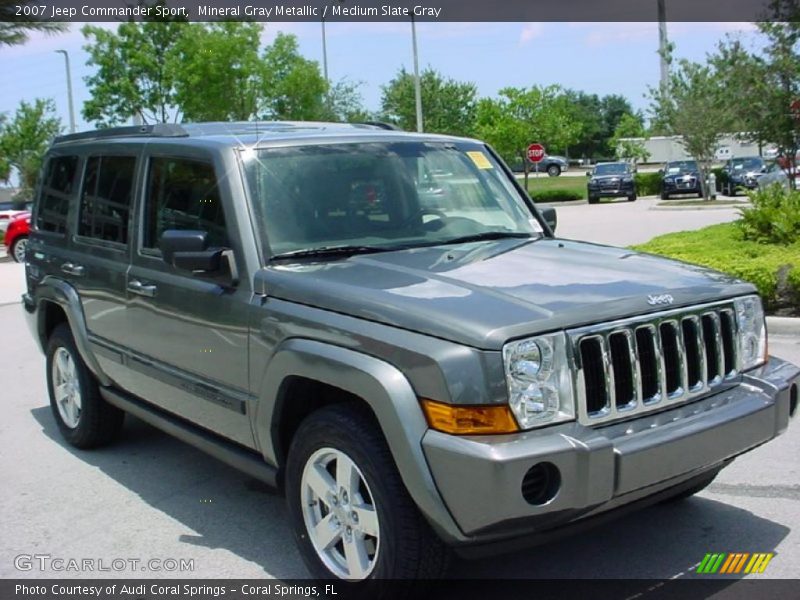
[127,280,157,297]
[61,262,85,277]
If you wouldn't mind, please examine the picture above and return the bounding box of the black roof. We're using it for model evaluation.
[52,121,402,146]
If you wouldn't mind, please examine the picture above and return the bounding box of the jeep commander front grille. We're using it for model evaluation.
[570,301,739,425]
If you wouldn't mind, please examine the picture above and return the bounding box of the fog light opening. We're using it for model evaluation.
[521,462,561,506]
[790,383,798,418]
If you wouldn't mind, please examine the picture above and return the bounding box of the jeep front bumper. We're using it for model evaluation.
[422,356,798,544]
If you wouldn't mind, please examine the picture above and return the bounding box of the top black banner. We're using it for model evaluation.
[1,0,792,23]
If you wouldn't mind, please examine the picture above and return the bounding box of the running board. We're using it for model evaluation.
[100,387,278,488]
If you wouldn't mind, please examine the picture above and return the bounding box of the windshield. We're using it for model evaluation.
[730,157,763,170]
[665,160,698,174]
[593,163,629,176]
[242,141,541,257]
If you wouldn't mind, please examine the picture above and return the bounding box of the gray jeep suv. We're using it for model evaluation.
[22,122,799,585]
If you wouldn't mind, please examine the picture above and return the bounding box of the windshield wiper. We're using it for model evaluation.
[269,244,395,261]
[436,231,538,246]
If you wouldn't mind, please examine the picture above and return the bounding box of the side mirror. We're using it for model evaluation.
[761,166,767,173]
[539,205,557,233]
[160,229,238,285]
[657,169,664,175]
[586,170,592,177]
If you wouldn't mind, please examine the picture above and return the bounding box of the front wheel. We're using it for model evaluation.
[627,193,637,202]
[285,404,449,587]
[588,194,598,204]
[660,191,669,200]
[547,164,561,177]
[11,235,28,263]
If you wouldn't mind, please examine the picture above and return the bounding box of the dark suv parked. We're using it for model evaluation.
[660,160,703,199]
[22,122,799,588]
[721,156,767,196]
[586,162,637,203]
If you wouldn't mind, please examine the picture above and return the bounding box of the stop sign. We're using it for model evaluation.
[527,143,546,163]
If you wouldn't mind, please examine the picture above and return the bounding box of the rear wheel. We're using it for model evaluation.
[285,404,449,589]
[11,235,28,263]
[46,324,124,448]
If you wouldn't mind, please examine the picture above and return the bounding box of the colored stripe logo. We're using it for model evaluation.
[697,552,774,574]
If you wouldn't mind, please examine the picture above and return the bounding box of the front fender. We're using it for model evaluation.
[253,338,465,543]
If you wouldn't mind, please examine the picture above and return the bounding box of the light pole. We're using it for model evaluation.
[411,15,423,132]
[55,50,76,133]
[657,0,670,96]
[321,18,329,84]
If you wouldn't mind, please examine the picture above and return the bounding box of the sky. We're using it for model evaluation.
[1,21,763,133]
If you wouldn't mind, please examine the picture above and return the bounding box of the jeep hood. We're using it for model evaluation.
[259,238,753,350]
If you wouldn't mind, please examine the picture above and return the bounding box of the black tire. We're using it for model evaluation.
[627,193,637,202]
[588,195,599,204]
[662,471,718,503]
[660,191,669,200]
[547,164,561,177]
[697,191,704,199]
[285,403,449,592]
[11,235,28,263]
[46,323,124,449]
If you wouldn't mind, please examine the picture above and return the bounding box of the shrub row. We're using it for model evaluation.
[528,189,584,202]
[633,222,800,315]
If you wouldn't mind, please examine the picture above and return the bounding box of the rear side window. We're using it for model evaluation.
[36,156,79,233]
[78,156,137,244]
[143,157,228,250]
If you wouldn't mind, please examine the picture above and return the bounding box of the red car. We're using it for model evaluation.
[4,211,30,263]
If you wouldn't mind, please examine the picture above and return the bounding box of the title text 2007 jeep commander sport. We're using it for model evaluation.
[23,122,799,585]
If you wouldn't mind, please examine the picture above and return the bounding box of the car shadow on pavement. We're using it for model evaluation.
[31,406,308,579]
[31,407,789,581]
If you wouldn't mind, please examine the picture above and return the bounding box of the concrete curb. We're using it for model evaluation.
[767,316,800,336]
[650,201,751,211]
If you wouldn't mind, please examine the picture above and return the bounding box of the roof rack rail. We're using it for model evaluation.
[357,121,403,131]
[54,123,189,145]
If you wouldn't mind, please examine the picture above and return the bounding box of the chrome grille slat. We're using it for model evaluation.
[570,300,740,426]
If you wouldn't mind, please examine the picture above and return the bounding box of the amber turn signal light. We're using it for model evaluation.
[420,399,519,435]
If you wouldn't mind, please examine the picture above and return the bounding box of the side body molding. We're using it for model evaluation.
[254,338,465,542]
[32,276,112,387]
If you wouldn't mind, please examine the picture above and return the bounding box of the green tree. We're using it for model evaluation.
[475,85,582,189]
[0,0,67,47]
[0,99,62,199]
[319,78,371,123]
[712,7,799,188]
[611,112,650,163]
[172,22,263,121]
[81,2,188,127]
[563,91,636,159]
[649,60,734,199]
[380,67,478,136]
[563,91,604,159]
[259,33,327,121]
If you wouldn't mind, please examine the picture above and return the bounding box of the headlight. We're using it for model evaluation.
[664,177,675,184]
[735,295,767,371]
[503,333,575,429]
[622,176,633,183]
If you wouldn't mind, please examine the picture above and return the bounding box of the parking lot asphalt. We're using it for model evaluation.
[1,197,798,582]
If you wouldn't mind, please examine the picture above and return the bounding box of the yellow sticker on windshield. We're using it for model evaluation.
[466,151,493,170]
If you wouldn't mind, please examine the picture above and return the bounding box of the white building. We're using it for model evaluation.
[619,134,776,164]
